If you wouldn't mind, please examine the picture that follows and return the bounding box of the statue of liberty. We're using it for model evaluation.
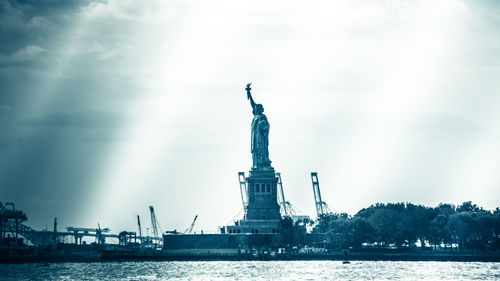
[245,83,272,169]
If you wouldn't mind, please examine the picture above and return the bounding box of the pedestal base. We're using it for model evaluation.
[222,219,281,234]
[244,167,281,221]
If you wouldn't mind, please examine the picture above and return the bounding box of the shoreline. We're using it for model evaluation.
[2,251,499,264]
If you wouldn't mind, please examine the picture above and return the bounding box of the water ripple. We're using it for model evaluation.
[0,261,498,281]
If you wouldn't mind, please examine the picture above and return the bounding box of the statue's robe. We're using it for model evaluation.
[251,113,271,168]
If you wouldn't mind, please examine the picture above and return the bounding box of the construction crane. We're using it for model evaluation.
[276,172,292,217]
[184,215,198,234]
[149,206,163,248]
[52,217,58,245]
[66,226,110,245]
[0,202,27,240]
[149,206,159,241]
[96,223,105,245]
[66,227,111,233]
[238,172,248,210]
[137,215,143,245]
[276,173,311,223]
[311,172,332,218]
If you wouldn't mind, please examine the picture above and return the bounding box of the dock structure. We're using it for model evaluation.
[66,226,110,245]
[0,202,148,248]
[0,202,28,245]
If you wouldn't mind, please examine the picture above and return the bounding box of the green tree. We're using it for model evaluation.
[446,212,471,252]
[279,217,308,247]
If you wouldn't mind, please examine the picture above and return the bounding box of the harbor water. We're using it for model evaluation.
[1,261,498,281]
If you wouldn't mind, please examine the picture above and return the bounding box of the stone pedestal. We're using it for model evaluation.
[244,167,281,221]
[221,167,281,234]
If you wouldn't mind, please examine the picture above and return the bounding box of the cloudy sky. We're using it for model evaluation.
[1,0,499,235]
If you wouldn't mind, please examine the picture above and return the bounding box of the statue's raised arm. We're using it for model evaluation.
[246,83,256,109]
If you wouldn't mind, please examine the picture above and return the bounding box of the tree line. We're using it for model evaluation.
[309,201,500,252]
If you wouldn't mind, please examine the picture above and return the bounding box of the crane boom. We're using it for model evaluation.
[66,227,110,233]
[238,172,248,210]
[311,172,331,218]
[137,215,143,240]
[184,215,198,234]
[276,172,290,217]
[149,206,159,246]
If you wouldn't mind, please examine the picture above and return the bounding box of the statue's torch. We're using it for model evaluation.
[246,83,252,99]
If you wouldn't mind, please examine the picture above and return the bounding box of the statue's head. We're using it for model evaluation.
[254,104,264,115]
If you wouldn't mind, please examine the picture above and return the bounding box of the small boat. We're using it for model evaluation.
[342,249,350,264]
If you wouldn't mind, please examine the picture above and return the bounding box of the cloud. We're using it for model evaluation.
[23,111,126,129]
[26,15,51,29]
[0,45,47,71]
[0,104,13,125]
[412,113,482,137]
[13,44,46,58]
[82,0,181,24]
